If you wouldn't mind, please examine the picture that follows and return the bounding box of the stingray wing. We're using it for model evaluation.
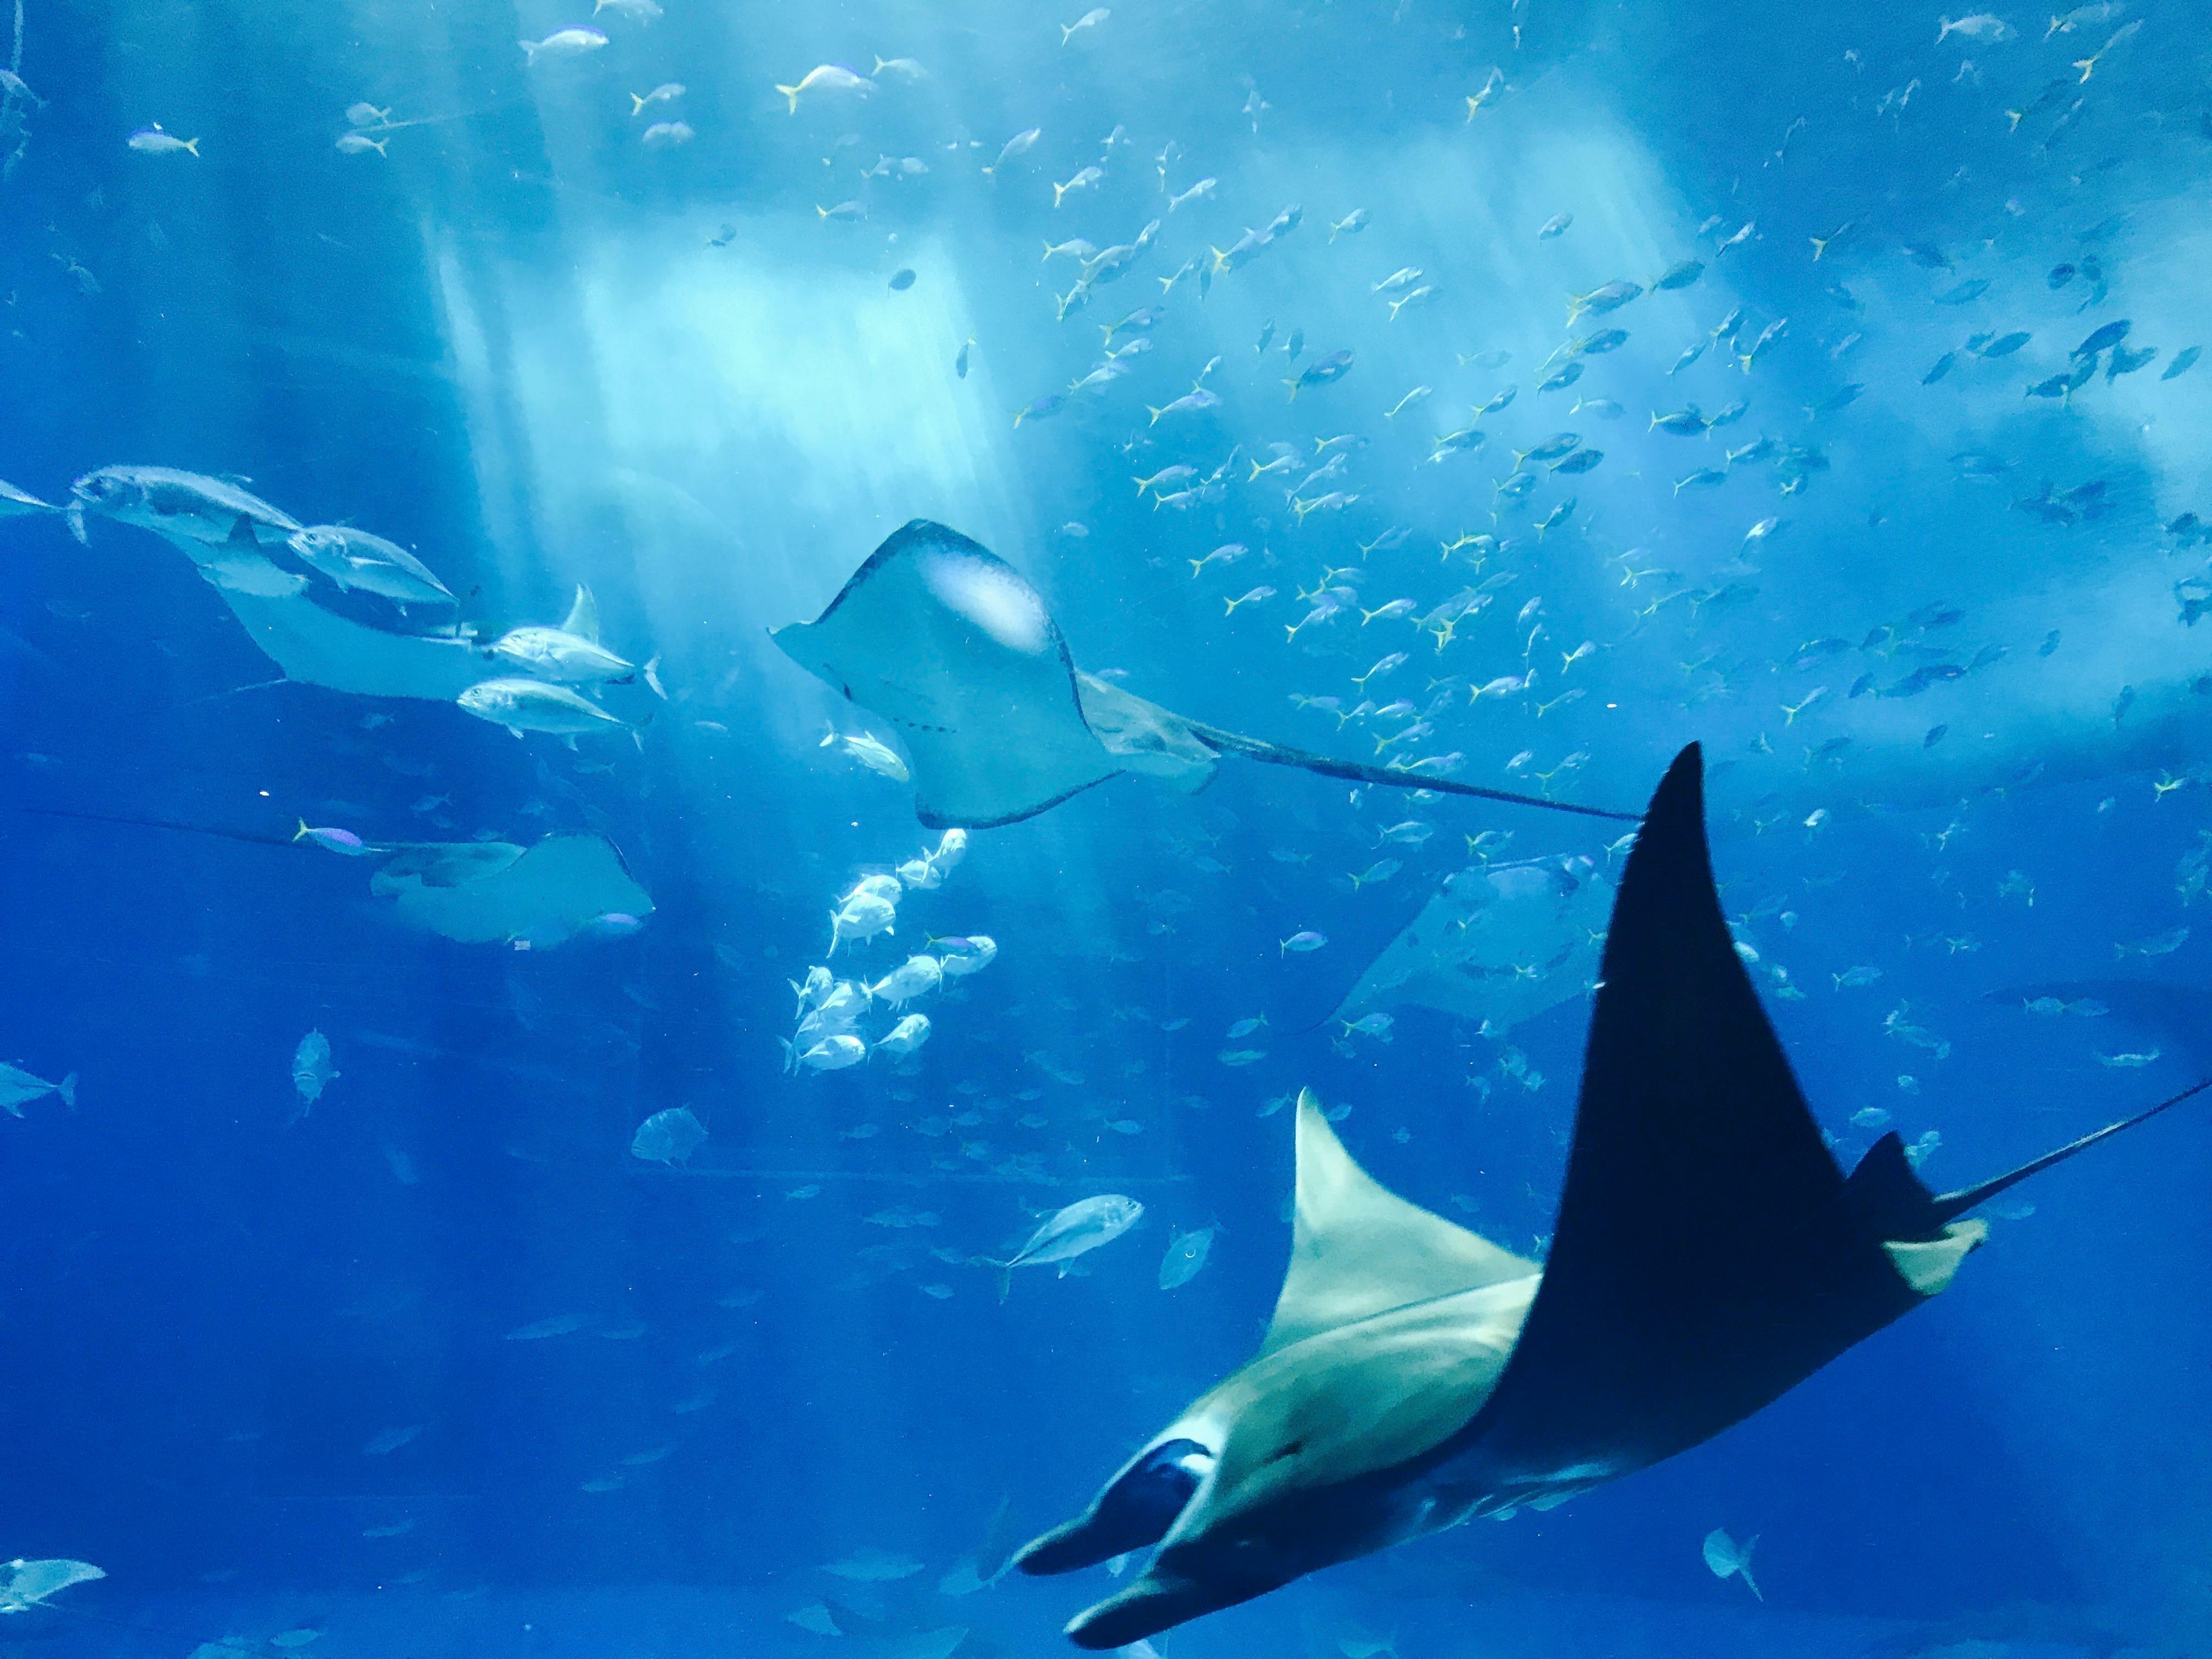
[376,834,650,947]
[208,584,493,701]
[1458,744,1932,1491]
[772,521,1122,827]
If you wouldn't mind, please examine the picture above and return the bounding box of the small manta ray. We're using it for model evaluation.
[1011,744,2210,1646]
[772,522,1633,828]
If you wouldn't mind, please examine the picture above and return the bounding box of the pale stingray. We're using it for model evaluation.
[216,585,492,699]
[1329,855,1616,1034]
[0,1558,105,1613]
[67,499,604,703]
[370,834,651,946]
[217,582,603,701]
[773,522,1635,829]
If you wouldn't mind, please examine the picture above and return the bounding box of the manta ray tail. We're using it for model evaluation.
[1923,1075,2212,1228]
[1180,720,1638,821]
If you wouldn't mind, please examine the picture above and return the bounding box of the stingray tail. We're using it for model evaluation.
[15,805,298,849]
[1177,718,1639,821]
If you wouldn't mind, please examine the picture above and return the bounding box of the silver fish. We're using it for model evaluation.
[289,525,455,607]
[984,1195,1143,1299]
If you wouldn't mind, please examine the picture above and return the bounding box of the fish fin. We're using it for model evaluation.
[58,1073,77,1110]
[630,93,646,115]
[292,819,311,842]
[1,1098,19,1119]
[228,516,258,548]
[185,137,201,155]
[775,83,799,112]
[560,583,602,642]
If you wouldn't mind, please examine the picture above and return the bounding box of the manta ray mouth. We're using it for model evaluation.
[1012,1436,1214,1575]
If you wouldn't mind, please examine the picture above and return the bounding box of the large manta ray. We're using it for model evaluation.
[1013,743,2207,1646]
[771,521,1635,828]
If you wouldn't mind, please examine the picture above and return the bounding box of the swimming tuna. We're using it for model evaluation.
[981,1195,1143,1299]
[0,1063,76,1118]
[457,679,637,743]
[289,526,456,607]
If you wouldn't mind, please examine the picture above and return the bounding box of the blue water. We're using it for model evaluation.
[2,0,2210,1655]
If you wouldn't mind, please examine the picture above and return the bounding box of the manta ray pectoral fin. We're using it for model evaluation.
[1012,1435,1214,1576]
[1457,744,1933,1482]
[1452,744,2212,1493]
[1263,1090,1536,1353]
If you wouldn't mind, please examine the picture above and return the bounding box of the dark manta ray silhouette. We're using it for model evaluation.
[1013,743,2209,1647]
[771,521,1635,828]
